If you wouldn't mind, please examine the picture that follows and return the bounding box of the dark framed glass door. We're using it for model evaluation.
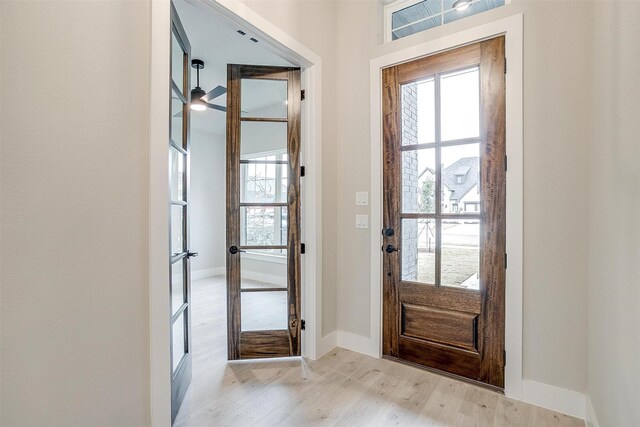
[170,2,193,421]
[226,65,302,359]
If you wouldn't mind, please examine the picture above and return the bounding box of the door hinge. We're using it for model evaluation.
[504,58,507,74]
[505,253,508,269]
[504,350,507,366]
[301,89,306,100]
[301,243,306,254]
[504,155,508,171]
[301,319,306,330]
[301,166,306,177]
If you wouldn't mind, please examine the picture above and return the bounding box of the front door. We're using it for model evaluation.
[382,37,506,388]
[169,2,193,421]
[226,65,302,359]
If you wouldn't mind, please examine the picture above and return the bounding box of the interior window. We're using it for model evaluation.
[240,150,288,256]
[385,0,506,41]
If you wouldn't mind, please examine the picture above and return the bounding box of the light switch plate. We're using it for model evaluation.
[356,214,369,229]
[356,191,369,206]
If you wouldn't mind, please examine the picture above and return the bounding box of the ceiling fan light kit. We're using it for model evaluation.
[189,58,227,112]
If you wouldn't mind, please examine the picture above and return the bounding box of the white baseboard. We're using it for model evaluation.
[336,330,379,358]
[191,267,286,286]
[191,267,225,280]
[316,330,337,359]
[585,396,600,427]
[522,379,586,420]
[242,271,286,287]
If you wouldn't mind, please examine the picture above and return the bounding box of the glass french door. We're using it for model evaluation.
[169,2,193,421]
[382,36,506,388]
[226,65,302,360]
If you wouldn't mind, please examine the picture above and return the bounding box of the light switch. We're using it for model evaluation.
[356,191,369,206]
[356,214,369,229]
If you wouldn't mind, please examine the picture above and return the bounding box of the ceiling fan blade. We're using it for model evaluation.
[202,85,227,102]
[205,103,226,112]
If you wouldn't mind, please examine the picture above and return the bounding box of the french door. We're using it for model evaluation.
[169,3,194,421]
[226,65,302,359]
[382,37,506,388]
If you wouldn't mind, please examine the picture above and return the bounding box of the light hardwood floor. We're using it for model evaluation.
[175,276,583,426]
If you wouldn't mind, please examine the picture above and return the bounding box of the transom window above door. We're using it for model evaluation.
[384,0,506,41]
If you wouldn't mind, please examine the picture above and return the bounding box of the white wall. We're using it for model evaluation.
[588,2,640,425]
[0,1,151,425]
[190,129,226,275]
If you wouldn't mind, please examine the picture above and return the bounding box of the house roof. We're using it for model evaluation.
[442,157,479,201]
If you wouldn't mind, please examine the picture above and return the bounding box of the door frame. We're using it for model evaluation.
[150,0,323,424]
[370,14,523,399]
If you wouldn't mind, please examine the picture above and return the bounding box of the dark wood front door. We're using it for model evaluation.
[169,2,193,421]
[382,37,506,388]
[226,65,302,360]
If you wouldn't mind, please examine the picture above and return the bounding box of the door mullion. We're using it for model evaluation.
[434,74,442,287]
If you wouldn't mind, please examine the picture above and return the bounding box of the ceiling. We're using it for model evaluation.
[173,0,294,135]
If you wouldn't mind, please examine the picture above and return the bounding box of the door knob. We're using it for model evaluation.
[382,228,395,237]
[383,244,399,253]
[229,246,246,254]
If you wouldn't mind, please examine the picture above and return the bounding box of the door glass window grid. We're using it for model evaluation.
[400,66,481,289]
[240,150,288,256]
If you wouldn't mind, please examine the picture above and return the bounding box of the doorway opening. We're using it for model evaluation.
[369,15,524,399]
[154,0,323,423]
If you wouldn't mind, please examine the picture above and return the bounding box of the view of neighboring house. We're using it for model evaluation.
[441,156,480,213]
[417,156,480,214]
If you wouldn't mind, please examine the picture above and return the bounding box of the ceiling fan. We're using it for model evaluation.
[173,59,226,117]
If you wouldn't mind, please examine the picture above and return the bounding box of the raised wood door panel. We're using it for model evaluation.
[226,65,302,360]
[382,37,506,388]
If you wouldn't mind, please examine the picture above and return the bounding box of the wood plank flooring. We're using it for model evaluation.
[175,276,583,426]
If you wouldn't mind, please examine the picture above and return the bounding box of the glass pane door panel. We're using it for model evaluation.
[171,205,184,256]
[171,31,184,94]
[171,259,185,315]
[241,250,287,289]
[392,0,441,40]
[241,206,287,246]
[241,79,287,119]
[240,162,287,203]
[402,148,435,213]
[172,312,186,371]
[441,219,480,290]
[170,147,185,201]
[171,88,183,147]
[441,143,480,214]
[401,77,435,145]
[440,67,480,141]
[241,121,287,157]
[241,291,288,331]
[402,218,436,284]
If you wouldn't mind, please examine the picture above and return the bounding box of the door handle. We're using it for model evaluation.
[383,244,399,253]
[186,251,199,258]
[229,246,246,255]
